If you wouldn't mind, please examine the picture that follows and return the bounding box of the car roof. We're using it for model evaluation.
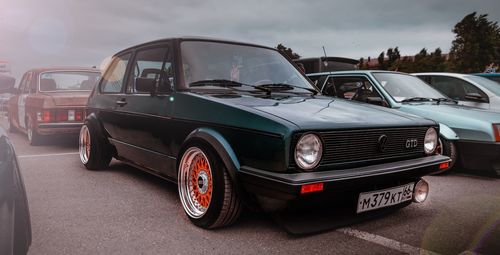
[474,73,500,77]
[27,67,100,74]
[115,36,277,56]
[307,70,408,76]
[412,72,469,78]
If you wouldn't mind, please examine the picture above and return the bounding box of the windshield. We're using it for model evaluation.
[40,71,101,92]
[466,75,500,96]
[372,72,446,102]
[180,41,312,90]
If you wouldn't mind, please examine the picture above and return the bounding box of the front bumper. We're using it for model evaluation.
[456,140,500,175]
[239,155,449,202]
[37,122,83,135]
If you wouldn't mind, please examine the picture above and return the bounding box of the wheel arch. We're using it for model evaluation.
[439,123,459,141]
[180,127,241,186]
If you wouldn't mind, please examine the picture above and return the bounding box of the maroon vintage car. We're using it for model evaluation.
[8,67,101,145]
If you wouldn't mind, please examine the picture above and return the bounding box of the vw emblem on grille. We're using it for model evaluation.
[378,135,388,152]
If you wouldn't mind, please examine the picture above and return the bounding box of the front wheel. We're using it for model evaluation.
[79,121,112,170]
[178,145,242,229]
[435,138,457,173]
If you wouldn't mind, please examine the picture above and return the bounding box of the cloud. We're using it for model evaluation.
[0,0,499,79]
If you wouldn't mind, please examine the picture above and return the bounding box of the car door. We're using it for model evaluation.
[16,72,33,129]
[427,76,490,110]
[111,42,176,176]
[94,53,132,145]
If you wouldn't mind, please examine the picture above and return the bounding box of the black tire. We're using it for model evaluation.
[178,143,242,229]
[79,121,112,170]
[435,138,457,173]
[27,118,43,146]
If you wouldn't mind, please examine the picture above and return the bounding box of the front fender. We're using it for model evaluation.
[439,123,459,141]
[182,128,240,183]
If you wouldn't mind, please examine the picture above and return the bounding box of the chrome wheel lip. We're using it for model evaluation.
[178,147,212,219]
[79,125,90,164]
[27,120,33,142]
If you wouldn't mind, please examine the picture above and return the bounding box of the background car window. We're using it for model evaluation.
[430,76,488,101]
[18,72,29,93]
[127,46,172,94]
[467,75,500,97]
[100,54,131,93]
[39,72,100,92]
[323,76,385,105]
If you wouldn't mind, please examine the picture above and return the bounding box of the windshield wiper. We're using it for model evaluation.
[401,97,434,103]
[434,97,458,104]
[189,79,271,94]
[256,83,318,95]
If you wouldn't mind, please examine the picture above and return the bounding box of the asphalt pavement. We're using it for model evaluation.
[2,116,500,255]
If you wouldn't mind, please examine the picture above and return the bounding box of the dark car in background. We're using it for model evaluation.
[80,37,449,229]
[0,75,15,113]
[0,76,31,255]
[8,67,101,145]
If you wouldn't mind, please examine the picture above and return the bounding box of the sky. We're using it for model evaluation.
[0,0,499,79]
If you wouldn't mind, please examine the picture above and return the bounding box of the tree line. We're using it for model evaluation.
[277,12,500,73]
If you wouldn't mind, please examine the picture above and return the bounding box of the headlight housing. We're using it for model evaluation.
[424,128,438,155]
[295,133,323,170]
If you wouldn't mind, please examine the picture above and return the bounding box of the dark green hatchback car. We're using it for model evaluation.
[80,37,449,229]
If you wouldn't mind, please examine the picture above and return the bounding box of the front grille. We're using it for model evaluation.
[291,127,429,169]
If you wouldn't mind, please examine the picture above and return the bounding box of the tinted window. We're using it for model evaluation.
[100,54,131,93]
[181,41,312,90]
[429,76,488,101]
[127,46,172,94]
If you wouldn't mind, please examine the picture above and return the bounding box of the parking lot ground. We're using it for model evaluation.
[2,116,499,255]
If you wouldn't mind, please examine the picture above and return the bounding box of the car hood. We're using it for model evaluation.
[399,103,500,141]
[41,92,91,107]
[193,92,434,130]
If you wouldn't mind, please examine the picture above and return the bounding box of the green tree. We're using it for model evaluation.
[377,51,386,70]
[276,43,301,60]
[449,12,500,72]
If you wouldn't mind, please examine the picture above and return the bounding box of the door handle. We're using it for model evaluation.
[116,99,127,106]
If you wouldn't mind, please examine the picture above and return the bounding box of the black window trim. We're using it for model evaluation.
[125,42,173,95]
[429,75,490,103]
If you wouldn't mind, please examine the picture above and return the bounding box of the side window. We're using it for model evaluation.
[322,76,386,106]
[28,72,37,93]
[430,76,488,102]
[100,54,131,93]
[127,46,172,94]
[18,73,29,93]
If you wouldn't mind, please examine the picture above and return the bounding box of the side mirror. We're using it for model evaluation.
[135,77,156,95]
[465,92,487,103]
[0,75,15,93]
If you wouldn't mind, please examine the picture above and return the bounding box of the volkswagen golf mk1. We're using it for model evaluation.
[80,37,450,229]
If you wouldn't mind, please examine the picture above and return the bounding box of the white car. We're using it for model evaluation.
[414,72,500,112]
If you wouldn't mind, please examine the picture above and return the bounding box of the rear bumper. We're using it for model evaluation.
[239,155,449,202]
[37,122,82,135]
[456,140,500,175]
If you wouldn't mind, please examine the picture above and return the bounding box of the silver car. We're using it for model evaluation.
[414,72,500,112]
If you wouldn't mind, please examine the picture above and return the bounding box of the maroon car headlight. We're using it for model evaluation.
[295,133,323,171]
[424,128,438,155]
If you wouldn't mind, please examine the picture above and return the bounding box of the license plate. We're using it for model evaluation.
[357,183,414,213]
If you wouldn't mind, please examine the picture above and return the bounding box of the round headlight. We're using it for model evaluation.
[424,128,438,155]
[295,133,323,170]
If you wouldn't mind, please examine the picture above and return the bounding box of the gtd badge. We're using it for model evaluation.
[406,139,418,149]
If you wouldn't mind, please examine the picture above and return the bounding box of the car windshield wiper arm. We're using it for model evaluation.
[189,79,271,93]
[434,97,458,104]
[256,83,318,95]
[401,97,434,103]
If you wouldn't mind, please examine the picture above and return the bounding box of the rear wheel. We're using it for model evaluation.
[435,138,457,173]
[79,121,112,170]
[178,145,242,229]
[27,118,43,146]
